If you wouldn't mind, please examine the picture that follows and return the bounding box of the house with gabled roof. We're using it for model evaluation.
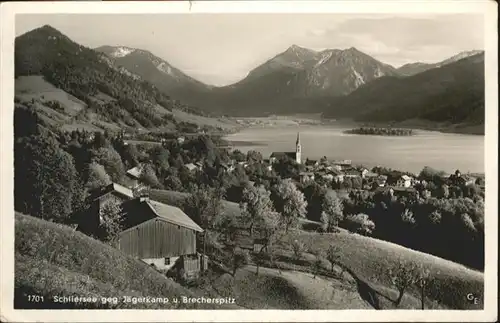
[126,165,144,188]
[396,174,413,188]
[77,183,207,277]
[119,197,204,274]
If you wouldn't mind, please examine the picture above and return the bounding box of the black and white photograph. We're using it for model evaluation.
[0,1,497,322]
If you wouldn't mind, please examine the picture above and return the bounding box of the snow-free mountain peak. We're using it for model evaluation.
[397,49,484,76]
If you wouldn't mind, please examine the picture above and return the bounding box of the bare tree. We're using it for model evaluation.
[311,250,324,279]
[415,265,433,310]
[388,260,419,306]
[232,248,250,276]
[326,245,341,274]
[291,239,304,270]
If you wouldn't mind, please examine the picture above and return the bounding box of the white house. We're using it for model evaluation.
[396,175,413,188]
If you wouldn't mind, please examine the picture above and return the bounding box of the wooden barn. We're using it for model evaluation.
[76,183,206,276]
[119,197,204,274]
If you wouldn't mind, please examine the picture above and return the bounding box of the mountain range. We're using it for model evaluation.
[14,25,237,135]
[15,25,485,134]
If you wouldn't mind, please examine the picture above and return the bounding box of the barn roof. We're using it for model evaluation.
[88,183,134,201]
[126,166,143,179]
[145,199,203,232]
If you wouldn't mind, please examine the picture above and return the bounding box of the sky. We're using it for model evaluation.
[15,14,484,86]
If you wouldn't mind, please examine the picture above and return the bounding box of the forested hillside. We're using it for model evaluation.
[15,25,216,133]
[322,53,485,132]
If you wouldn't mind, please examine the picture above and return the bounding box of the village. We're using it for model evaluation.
[70,130,483,284]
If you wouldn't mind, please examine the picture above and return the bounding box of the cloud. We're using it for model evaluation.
[294,14,484,67]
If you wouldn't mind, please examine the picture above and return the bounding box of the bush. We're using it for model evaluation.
[343,213,375,236]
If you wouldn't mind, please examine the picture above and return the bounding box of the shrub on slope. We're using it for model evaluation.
[14,213,233,309]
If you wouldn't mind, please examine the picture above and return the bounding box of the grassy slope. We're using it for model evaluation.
[211,265,372,309]
[15,75,87,116]
[279,231,484,310]
[14,213,236,309]
[15,75,238,134]
[150,189,484,310]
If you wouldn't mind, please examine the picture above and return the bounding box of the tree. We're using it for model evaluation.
[344,213,376,236]
[246,150,263,163]
[291,239,304,264]
[148,145,170,176]
[164,174,183,191]
[303,181,326,222]
[85,162,111,191]
[183,185,224,255]
[120,143,140,169]
[15,134,80,223]
[388,260,419,306]
[311,251,323,279]
[98,199,124,244]
[231,149,247,162]
[139,164,163,189]
[439,184,450,199]
[91,147,125,182]
[326,245,341,273]
[240,185,275,237]
[415,265,432,310]
[274,157,300,179]
[274,179,307,232]
[93,131,109,149]
[321,190,344,232]
[232,248,250,276]
[259,208,284,270]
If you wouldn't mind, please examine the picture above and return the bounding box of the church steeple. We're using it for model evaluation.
[295,132,301,164]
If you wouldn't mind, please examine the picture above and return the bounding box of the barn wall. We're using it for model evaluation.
[142,256,180,271]
[118,219,197,258]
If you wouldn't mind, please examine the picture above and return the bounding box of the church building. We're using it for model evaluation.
[269,132,302,164]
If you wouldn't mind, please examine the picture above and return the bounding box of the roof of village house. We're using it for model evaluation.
[378,175,388,180]
[332,160,352,166]
[126,166,143,179]
[392,186,417,193]
[184,163,198,171]
[328,168,343,176]
[145,199,203,232]
[270,152,297,159]
[89,182,134,201]
[401,175,412,181]
[344,169,362,176]
[299,171,315,176]
[365,172,379,177]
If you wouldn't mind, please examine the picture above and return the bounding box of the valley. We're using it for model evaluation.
[12,22,487,312]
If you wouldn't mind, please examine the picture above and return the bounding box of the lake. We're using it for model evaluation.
[223,124,484,175]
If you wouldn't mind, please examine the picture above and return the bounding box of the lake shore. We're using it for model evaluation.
[344,127,414,137]
[223,140,266,147]
[223,122,484,174]
[350,119,485,136]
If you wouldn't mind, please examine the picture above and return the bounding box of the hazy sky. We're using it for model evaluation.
[16,14,484,86]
